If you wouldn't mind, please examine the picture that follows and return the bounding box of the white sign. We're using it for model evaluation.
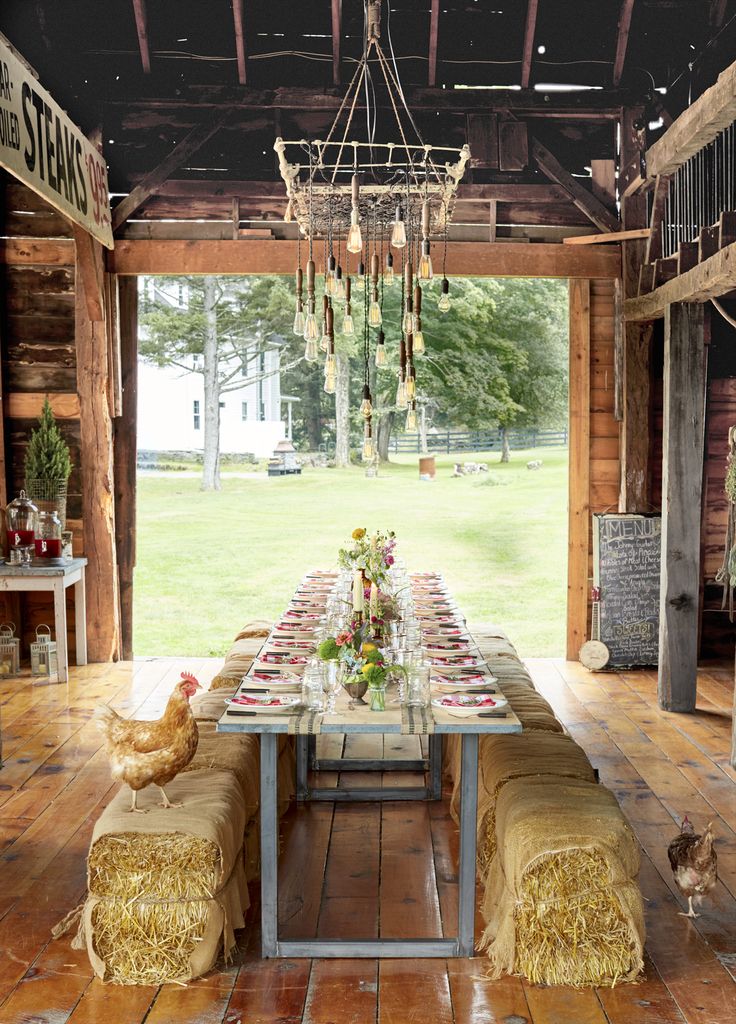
[0,37,113,248]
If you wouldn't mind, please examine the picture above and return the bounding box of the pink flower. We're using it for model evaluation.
[386,555,394,566]
[335,630,354,647]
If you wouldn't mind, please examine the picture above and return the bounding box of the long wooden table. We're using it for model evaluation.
[218,571,521,959]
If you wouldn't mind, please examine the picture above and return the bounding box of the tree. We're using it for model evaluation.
[140,275,301,489]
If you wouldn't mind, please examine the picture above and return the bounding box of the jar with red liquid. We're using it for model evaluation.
[5,490,38,565]
[35,511,63,562]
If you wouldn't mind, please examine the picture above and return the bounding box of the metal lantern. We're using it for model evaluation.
[0,623,21,676]
[30,624,58,678]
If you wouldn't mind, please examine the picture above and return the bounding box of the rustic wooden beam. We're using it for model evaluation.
[646,58,736,178]
[624,239,736,320]
[114,277,138,661]
[73,227,104,321]
[567,279,591,659]
[563,228,650,245]
[110,239,621,278]
[428,0,440,87]
[531,138,619,232]
[232,0,247,85]
[74,233,121,662]
[6,393,80,419]
[331,0,342,86]
[488,200,497,244]
[0,238,74,266]
[710,0,728,27]
[658,302,705,712]
[132,0,151,74]
[111,114,231,231]
[520,0,539,89]
[612,0,635,87]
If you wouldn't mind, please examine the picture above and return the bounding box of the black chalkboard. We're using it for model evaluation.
[593,514,661,668]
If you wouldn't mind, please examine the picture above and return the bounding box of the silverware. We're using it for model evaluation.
[478,710,508,718]
[226,709,258,716]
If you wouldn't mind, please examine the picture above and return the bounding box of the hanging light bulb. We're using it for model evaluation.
[324,347,337,393]
[324,370,336,394]
[304,337,318,362]
[320,295,330,351]
[347,174,363,253]
[343,276,354,334]
[293,303,305,336]
[413,329,425,355]
[405,372,416,400]
[402,309,413,333]
[293,266,305,334]
[438,277,451,312]
[360,383,373,418]
[396,374,407,409]
[362,430,375,462]
[412,285,424,352]
[368,254,382,326]
[405,404,418,431]
[334,265,345,300]
[304,260,319,342]
[391,204,406,248]
[418,239,433,281]
[375,330,387,367]
[385,251,395,283]
[325,253,336,295]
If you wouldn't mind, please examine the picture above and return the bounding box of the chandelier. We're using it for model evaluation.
[274,0,470,459]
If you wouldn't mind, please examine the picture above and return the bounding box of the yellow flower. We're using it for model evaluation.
[361,663,372,674]
[352,527,366,540]
[361,642,376,654]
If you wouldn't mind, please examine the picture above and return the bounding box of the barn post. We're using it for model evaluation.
[114,277,138,660]
[658,301,706,711]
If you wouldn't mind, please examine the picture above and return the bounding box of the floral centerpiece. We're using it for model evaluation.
[338,527,396,587]
[317,621,401,711]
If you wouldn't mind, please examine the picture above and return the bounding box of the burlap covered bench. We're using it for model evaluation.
[209,619,272,689]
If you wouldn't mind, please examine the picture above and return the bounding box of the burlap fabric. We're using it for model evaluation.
[191,685,238,721]
[466,733,596,876]
[480,776,645,986]
[471,627,535,686]
[210,621,272,689]
[75,769,249,984]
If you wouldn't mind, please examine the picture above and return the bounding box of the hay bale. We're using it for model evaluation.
[472,734,596,878]
[210,621,272,688]
[480,777,644,987]
[77,769,248,985]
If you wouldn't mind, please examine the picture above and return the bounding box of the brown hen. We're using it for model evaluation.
[667,816,717,918]
[94,671,201,812]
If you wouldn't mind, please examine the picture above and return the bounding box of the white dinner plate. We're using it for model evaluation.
[432,693,508,717]
[225,694,300,714]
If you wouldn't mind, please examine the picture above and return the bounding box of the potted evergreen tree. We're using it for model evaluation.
[24,399,73,527]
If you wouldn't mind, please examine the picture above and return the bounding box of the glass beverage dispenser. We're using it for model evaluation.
[5,490,38,565]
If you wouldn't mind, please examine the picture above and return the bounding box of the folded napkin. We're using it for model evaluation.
[260,653,308,665]
[436,693,497,708]
[228,693,298,708]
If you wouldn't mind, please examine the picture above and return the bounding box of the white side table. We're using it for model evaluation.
[0,558,88,683]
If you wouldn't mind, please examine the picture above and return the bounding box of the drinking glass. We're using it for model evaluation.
[302,662,325,711]
[406,665,431,707]
[323,660,341,713]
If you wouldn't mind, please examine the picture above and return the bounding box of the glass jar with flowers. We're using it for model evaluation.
[338,527,397,590]
[317,620,403,711]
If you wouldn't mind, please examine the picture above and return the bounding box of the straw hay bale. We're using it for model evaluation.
[480,776,644,987]
[79,769,249,985]
[472,734,596,878]
[210,621,272,688]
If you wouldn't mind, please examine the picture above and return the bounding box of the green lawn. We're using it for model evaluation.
[134,448,568,658]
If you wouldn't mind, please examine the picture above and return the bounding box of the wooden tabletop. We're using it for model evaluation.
[0,557,88,577]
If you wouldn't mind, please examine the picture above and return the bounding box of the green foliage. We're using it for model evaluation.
[317,638,340,661]
[24,400,72,484]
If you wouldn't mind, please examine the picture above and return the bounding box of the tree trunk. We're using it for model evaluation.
[334,351,350,467]
[500,426,510,463]
[201,276,221,491]
[305,371,323,449]
[376,411,395,462]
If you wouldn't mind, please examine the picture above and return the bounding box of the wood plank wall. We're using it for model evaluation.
[0,172,82,657]
[567,278,620,657]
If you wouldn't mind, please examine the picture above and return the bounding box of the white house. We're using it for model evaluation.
[137,280,287,459]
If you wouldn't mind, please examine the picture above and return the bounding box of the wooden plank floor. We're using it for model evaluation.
[0,657,734,1023]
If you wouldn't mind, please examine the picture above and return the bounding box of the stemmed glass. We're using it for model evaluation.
[323,660,341,713]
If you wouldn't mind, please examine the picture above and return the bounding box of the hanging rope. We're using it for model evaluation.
[716,425,736,620]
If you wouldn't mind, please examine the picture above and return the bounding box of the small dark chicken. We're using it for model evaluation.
[667,816,717,918]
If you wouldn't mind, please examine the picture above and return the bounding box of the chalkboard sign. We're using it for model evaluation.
[592,514,661,667]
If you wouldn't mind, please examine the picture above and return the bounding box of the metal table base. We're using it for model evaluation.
[295,733,443,802]
[260,731,479,958]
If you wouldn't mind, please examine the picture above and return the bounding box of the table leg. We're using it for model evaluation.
[457,733,479,956]
[260,733,279,957]
[53,579,69,684]
[429,734,443,800]
[74,573,88,666]
[295,735,309,801]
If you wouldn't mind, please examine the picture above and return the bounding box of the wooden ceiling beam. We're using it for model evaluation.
[625,239,736,320]
[709,0,728,27]
[612,0,635,87]
[520,0,539,90]
[428,0,440,87]
[332,0,342,86]
[531,137,619,232]
[232,0,247,86]
[132,0,151,75]
[111,113,231,230]
[110,239,620,278]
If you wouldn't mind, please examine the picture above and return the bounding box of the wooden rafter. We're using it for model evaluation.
[232,0,247,86]
[625,239,736,320]
[531,138,619,232]
[643,174,670,265]
[563,228,650,246]
[710,0,728,27]
[111,113,231,230]
[520,0,539,90]
[132,0,151,75]
[332,0,342,86]
[612,0,635,87]
[428,0,440,87]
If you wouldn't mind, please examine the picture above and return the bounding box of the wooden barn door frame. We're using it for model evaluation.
[113,251,615,661]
